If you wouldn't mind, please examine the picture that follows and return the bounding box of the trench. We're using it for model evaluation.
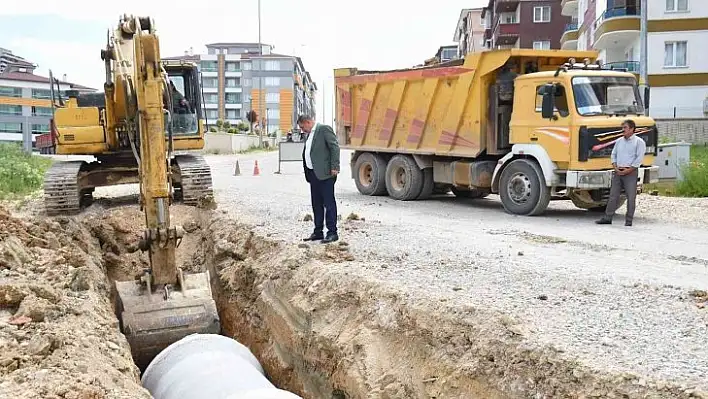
[2,199,695,399]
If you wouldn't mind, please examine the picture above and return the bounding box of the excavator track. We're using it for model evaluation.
[173,154,213,206]
[43,161,85,216]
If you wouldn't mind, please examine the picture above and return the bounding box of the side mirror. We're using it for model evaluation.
[644,86,650,111]
[541,84,555,119]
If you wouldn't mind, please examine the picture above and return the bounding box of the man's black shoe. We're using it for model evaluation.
[303,233,324,242]
[595,218,612,225]
[322,232,339,244]
[625,220,632,226]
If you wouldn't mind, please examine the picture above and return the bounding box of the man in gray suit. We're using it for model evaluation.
[298,115,340,243]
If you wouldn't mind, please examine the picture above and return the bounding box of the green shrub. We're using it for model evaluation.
[675,145,708,197]
[227,128,237,134]
[0,143,53,199]
[209,126,217,133]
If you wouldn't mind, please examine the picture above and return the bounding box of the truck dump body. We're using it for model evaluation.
[334,49,598,158]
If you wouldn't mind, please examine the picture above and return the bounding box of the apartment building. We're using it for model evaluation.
[453,8,488,56]
[482,0,571,50]
[166,43,317,134]
[0,51,96,146]
[561,0,708,117]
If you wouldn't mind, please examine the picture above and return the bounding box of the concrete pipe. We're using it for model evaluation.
[141,333,302,399]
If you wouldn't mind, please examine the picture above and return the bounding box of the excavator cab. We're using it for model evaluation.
[161,61,203,137]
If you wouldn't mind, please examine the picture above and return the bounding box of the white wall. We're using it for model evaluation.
[649,86,708,118]
[204,132,277,153]
[648,0,708,20]
[0,78,71,91]
[648,31,708,74]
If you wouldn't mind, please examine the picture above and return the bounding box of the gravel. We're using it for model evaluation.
[80,149,708,391]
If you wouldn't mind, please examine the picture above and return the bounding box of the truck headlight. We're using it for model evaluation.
[578,174,606,185]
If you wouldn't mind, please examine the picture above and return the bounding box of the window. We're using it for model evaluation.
[0,122,22,133]
[266,92,280,103]
[226,109,241,119]
[266,109,279,119]
[441,48,457,60]
[206,110,218,119]
[32,106,52,116]
[500,12,517,24]
[200,61,217,72]
[571,76,644,116]
[535,85,569,117]
[202,78,218,88]
[0,104,22,115]
[664,41,687,67]
[480,14,486,27]
[31,124,49,134]
[265,77,280,87]
[533,6,551,23]
[225,62,240,72]
[225,93,241,104]
[264,60,280,71]
[225,78,240,87]
[242,78,252,87]
[0,86,22,97]
[665,0,689,12]
[242,62,252,71]
[32,89,52,99]
[533,41,551,50]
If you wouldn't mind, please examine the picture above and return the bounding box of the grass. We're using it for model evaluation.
[644,145,708,197]
[674,145,708,197]
[0,143,53,200]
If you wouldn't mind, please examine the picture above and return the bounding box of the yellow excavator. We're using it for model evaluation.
[40,15,220,369]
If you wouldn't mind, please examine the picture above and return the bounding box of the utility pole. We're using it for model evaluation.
[257,0,263,147]
[640,0,649,116]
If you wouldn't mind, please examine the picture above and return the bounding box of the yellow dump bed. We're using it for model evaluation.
[334,49,598,158]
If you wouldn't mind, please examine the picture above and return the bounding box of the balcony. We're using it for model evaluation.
[561,22,580,49]
[605,61,640,74]
[561,0,578,18]
[493,20,520,46]
[495,0,519,13]
[593,6,640,50]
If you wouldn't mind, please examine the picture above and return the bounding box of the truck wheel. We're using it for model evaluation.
[385,155,424,200]
[354,152,387,196]
[499,159,551,216]
[417,168,435,200]
[451,187,490,199]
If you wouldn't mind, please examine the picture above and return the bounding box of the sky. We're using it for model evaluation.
[0,0,488,126]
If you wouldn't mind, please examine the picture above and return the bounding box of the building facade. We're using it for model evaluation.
[0,50,96,146]
[483,0,571,50]
[453,8,488,57]
[166,43,317,134]
[561,0,708,117]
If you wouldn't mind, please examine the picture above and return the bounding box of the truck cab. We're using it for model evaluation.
[491,60,659,213]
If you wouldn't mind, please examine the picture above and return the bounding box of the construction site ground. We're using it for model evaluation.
[1,149,707,398]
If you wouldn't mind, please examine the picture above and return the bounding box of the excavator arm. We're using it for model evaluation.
[107,15,220,370]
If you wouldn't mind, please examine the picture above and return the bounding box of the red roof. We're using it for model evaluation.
[0,71,96,91]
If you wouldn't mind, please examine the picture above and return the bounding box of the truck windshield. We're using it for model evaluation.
[571,76,644,116]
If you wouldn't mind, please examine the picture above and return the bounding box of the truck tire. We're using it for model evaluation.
[451,187,490,199]
[385,155,424,200]
[417,168,435,200]
[498,159,551,216]
[353,152,387,196]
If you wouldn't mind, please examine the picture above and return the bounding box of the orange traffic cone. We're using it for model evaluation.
[253,160,260,176]
[233,160,241,176]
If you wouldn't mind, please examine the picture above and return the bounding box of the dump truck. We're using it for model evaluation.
[333,49,660,216]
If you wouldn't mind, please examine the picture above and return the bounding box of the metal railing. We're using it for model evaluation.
[564,22,579,32]
[595,6,640,27]
[605,61,640,72]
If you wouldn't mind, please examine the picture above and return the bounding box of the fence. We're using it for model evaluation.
[655,118,708,145]
[274,140,305,174]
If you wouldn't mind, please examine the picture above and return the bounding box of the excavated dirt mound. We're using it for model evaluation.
[0,205,150,399]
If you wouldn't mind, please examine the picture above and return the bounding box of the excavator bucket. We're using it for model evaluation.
[115,270,221,370]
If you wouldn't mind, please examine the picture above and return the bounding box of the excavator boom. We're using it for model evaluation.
[106,15,219,369]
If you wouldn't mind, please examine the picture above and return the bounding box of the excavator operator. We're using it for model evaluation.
[164,79,196,132]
